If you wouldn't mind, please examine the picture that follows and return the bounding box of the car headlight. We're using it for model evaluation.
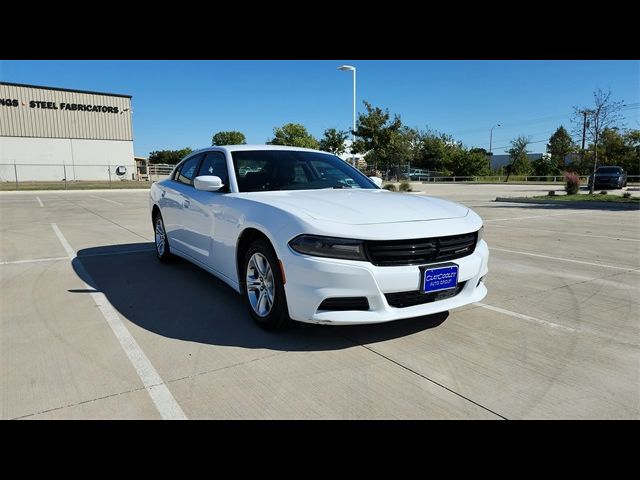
[289,235,367,261]
[477,226,484,245]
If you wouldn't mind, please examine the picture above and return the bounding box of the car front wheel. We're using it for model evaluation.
[243,239,291,330]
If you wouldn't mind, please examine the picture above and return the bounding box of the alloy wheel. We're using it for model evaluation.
[245,252,275,317]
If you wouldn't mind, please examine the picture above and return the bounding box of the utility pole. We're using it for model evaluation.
[578,109,592,192]
[590,107,601,195]
[580,111,588,152]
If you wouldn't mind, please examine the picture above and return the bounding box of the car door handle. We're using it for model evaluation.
[183,199,190,208]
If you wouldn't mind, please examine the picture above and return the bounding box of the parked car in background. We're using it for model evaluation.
[588,166,628,189]
[149,145,488,330]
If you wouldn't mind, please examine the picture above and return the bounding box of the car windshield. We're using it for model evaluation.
[596,167,622,174]
[231,150,377,192]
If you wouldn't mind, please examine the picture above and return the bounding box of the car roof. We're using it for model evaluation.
[191,144,333,155]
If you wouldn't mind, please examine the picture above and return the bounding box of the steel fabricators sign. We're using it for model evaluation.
[1,98,120,113]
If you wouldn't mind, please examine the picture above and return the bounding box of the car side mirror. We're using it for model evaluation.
[194,175,224,191]
[369,176,383,188]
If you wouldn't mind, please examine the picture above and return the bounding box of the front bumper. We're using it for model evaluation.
[282,240,489,325]
[593,178,622,187]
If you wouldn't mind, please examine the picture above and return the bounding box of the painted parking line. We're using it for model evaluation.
[35,196,44,207]
[484,211,594,222]
[0,256,68,266]
[50,223,187,420]
[475,302,576,333]
[91,195,125,206]
[491,247,640,272]
[489,224,640,242]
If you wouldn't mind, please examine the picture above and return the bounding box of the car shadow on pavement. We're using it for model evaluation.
[72,243,448,352]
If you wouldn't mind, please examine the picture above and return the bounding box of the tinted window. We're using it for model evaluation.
[176,154,204,185]
[197,152,229,192]
[596,167,623,174]
[231,150,377,192]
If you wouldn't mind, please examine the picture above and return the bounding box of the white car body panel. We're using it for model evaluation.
[149,145,488,325]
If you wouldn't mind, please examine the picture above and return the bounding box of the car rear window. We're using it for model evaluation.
[596,167,622,174]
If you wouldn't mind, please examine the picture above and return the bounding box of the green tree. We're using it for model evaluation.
[411,129,453,173]
[148,147,193,165]
[212,130,246,146]
[546,126,575,171]
[268,123,319,149]
[599,128,628,164]
[319,128,349,154]
[506,136,532,180]
[449,149,491,177]
[599,128,640,175]
[531,154,559,176]
[386,126,418,167]
[622,130,640,175]
[352,101,404,165]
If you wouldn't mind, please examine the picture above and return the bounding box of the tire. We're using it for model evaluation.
[242,239,291,330]
[153,211,173,263]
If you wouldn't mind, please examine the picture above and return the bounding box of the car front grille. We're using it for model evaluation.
[385,282,467,308]
[365,231,478,266]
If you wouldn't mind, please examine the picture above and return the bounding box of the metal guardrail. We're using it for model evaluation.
[418,175,640,184]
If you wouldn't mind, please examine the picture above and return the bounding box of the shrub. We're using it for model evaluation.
[599,190,608,195]
[623,192,631,198]
[564,172,580,195]
[548,190,556,196]
[399,181,412,192]
[383,184,397,191]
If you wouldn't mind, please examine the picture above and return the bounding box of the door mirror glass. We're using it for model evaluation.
[194,175,224,191]
[369,176,383,188]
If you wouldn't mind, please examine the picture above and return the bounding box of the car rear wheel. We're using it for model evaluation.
[154,211,173,263]
[243,239,291,330]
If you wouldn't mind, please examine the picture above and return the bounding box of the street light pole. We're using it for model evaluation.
[489,123,501,170]
[338,65,356,168]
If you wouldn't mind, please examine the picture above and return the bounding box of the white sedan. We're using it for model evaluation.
[149,145,488,330]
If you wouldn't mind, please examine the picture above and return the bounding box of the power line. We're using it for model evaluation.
[482,106,639,152]
[448,104,639,138]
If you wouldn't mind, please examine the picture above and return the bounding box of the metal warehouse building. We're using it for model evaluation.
[0,82,135,183]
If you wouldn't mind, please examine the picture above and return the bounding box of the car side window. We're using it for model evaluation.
[196,152,229,192]
[176,154,204,186]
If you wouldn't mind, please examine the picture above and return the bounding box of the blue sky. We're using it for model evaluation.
[1,60,638,157]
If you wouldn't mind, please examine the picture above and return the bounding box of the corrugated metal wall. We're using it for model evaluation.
[0,83,133,141]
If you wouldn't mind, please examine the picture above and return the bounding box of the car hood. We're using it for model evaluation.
[239,189,468,225]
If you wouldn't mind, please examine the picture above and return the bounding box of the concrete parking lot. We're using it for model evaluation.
[1,184,638,419]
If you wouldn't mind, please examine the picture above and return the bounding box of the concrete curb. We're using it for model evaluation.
[495,197,640,210]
